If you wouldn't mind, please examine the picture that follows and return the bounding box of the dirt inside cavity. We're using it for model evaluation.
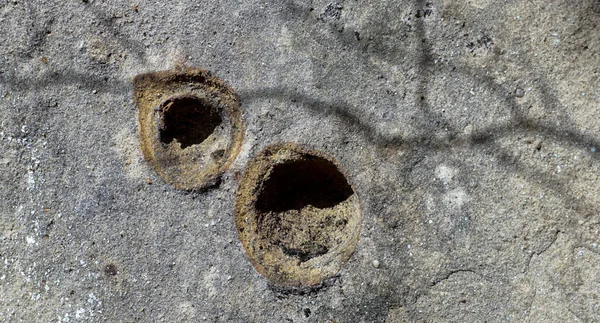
[133,67,243,190]
[235,143,362,287]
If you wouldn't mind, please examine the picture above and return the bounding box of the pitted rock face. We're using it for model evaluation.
[235,143,362,287]
[133,67,243,190]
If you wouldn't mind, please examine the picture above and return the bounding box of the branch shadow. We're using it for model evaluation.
[2,1,599,321]
[242,0,600,320]
[269,0,600,210]
[3,70,128,95]
[85,2,148,62]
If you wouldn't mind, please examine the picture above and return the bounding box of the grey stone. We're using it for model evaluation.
[1,0,599,322]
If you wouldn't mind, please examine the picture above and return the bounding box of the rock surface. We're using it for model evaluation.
[1,0,599,322]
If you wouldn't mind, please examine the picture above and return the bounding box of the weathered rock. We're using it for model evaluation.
[1,0,599,322]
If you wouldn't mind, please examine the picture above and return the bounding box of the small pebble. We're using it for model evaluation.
[463,124,473,136]
[515,88,525,98]
[92,90,97,94]
[372,260,380,268]
[591,147,597,153]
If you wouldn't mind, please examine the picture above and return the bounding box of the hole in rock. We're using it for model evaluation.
[158,96,222,148]
[235,144,362,286]
[104,263,118,276]
[256,156,354,213]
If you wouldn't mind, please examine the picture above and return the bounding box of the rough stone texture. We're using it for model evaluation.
[0,0,599,322]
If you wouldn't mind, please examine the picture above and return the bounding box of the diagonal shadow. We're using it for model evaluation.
[240,2,600,317]
[1,1,599,321]
[86,2,148,62]
[2,70,128,95]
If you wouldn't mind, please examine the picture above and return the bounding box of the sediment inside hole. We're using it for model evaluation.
[134,67,244,191]
[157,96,222,148]
[235,144,362,286]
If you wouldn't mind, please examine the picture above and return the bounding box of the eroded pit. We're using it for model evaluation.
[235,143,362,287]
[133,67,244,190]
[158,96,222,148]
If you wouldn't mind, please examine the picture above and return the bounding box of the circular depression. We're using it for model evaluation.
[235,143,362,287]
[133,67,244,191]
